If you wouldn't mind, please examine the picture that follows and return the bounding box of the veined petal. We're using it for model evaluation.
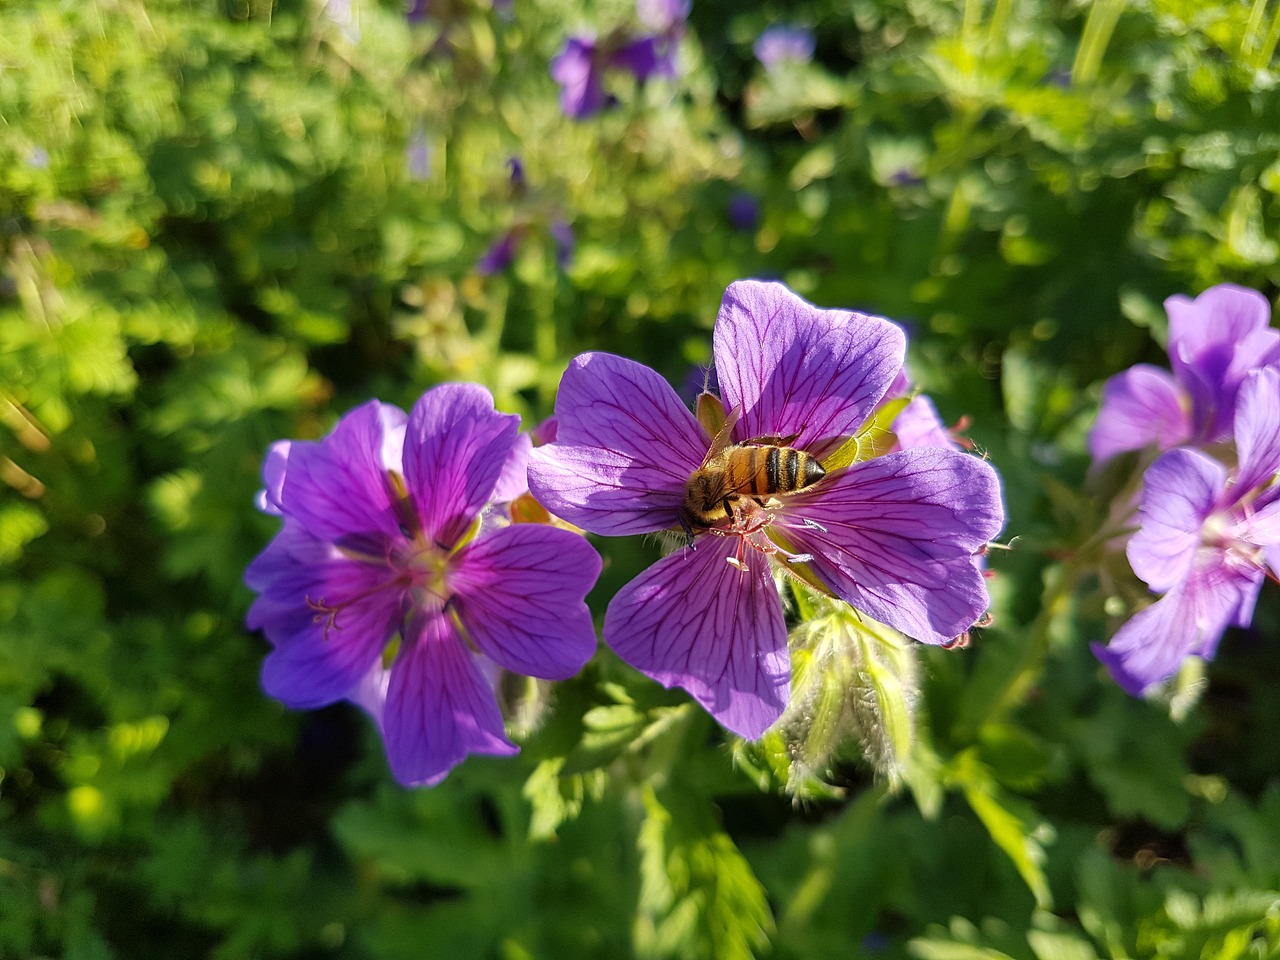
[528,352,707,536]
[1128,448,1226,591]
[781,448,1002,644]
[403,383,521,549]
[250,529,404,709]
[893,395,958,451]
[603,536,788,739]
[450,524,601,679]
[1167,284,1280,441]
[493,432,533,503]
[1092,554,1263,696]
[383,613,518,787]
[713,280,905,456]
[280,401,409,545]
[1088,365,1191,463]
[1232,367,1280,498]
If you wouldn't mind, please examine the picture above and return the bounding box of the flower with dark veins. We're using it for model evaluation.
[1093,367,1280,694]
[245,385,601,785]
[528,280,1003,738]
[1089,284,1280,464]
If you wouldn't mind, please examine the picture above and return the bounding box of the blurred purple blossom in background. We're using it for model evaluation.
[754,24,815,72]
[528,280,1003,738]
[475,158,575,273]
[727,191,760,232]
[245,386,601,785]
[551,0,688,119]
[406,128,431,180]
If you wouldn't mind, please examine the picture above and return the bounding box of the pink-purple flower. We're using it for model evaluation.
[1092,367,1280,694]
[753,25,815,73]
[1089,284,1280,464]
[527,281,1003,738]
[245,385,601,786]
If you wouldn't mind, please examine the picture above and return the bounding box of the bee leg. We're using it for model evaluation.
[679,514,696,548]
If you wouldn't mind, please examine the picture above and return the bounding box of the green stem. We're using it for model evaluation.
[1071,0,1125,85]
[1255,0,1280,70]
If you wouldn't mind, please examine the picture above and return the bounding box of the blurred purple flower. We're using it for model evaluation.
[1089,284,1280,464]
[1092,368,1280,694]
[528,280,1003,737]
[551,32,669,119]
[549,218,575,269]
[406,129,431,180]
[476,228,523,274]
[637,0,690,32]
[27,146,50,170]
[754,24,815,73]
[406,0,428,22]
[508,156,527,193]
[727,191,760,232]
[245,385,601,786]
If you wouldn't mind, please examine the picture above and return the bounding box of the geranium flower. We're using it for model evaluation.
[245,384,601,786]
[753,25,815,73]
[1089,284,1280,464]
[527,281,1003,737]
[1092,367,1280,694]
[551,33,666,119]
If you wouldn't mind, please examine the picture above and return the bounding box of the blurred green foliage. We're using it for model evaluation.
[2,0,1279,957]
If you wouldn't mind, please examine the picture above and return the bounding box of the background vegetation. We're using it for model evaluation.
[1,0,1278,957]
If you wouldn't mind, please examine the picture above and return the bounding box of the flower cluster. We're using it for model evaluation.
[550,0,687,120]
[475,157,574,275]
[1089,284,1280,695]
[245,385,600,786]
[246,280,1005,786]
[528,280,1003,738]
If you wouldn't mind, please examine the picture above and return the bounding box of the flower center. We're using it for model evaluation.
[705,496,820,572]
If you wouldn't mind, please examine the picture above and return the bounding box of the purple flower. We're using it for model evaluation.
[406,129,431,180]
[406,0,428,22]
[527,281,1003,738]
[1089,284,1280,464]
[476,228,523,274]
[550,33,667,119]
[1092,367,1280,694]
[549,218,575,269]
[245,385,601,786]
[754,25,815,73]
[637,0,690,33]
[727,191,761,232]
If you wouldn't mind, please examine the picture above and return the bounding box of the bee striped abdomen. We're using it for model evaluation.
[680,442,827,534]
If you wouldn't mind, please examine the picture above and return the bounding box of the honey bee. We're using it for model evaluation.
[679,420,826,541]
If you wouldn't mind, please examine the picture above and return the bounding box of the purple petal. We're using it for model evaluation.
[527,352,707,536]
[249,529,404,709]
[1231,367,1280,497]
[551,37,610,119]
[255,440,292,515]
[609,35,661,80]
[493,432,532,503]
[1128,448,1226,591]
[403,383,520,548]
[603,537,789,739]
[280,401,408,546]
[476,231,520,274]
[382,614,518,786]
[637,0,690,32]
[1088,365,1191,463]
[713,281,906,458]
[450,524,601,679]
[754,24,815,72]
[1093,555,1263,695]
[780,448,1002,644]
[893,395,958,451]
[549,218,575,270]
[1167,284,1280,441]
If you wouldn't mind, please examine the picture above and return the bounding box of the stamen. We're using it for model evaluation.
[800,517,828,533]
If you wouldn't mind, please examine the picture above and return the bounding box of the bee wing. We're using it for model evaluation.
[701,405,741,465]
